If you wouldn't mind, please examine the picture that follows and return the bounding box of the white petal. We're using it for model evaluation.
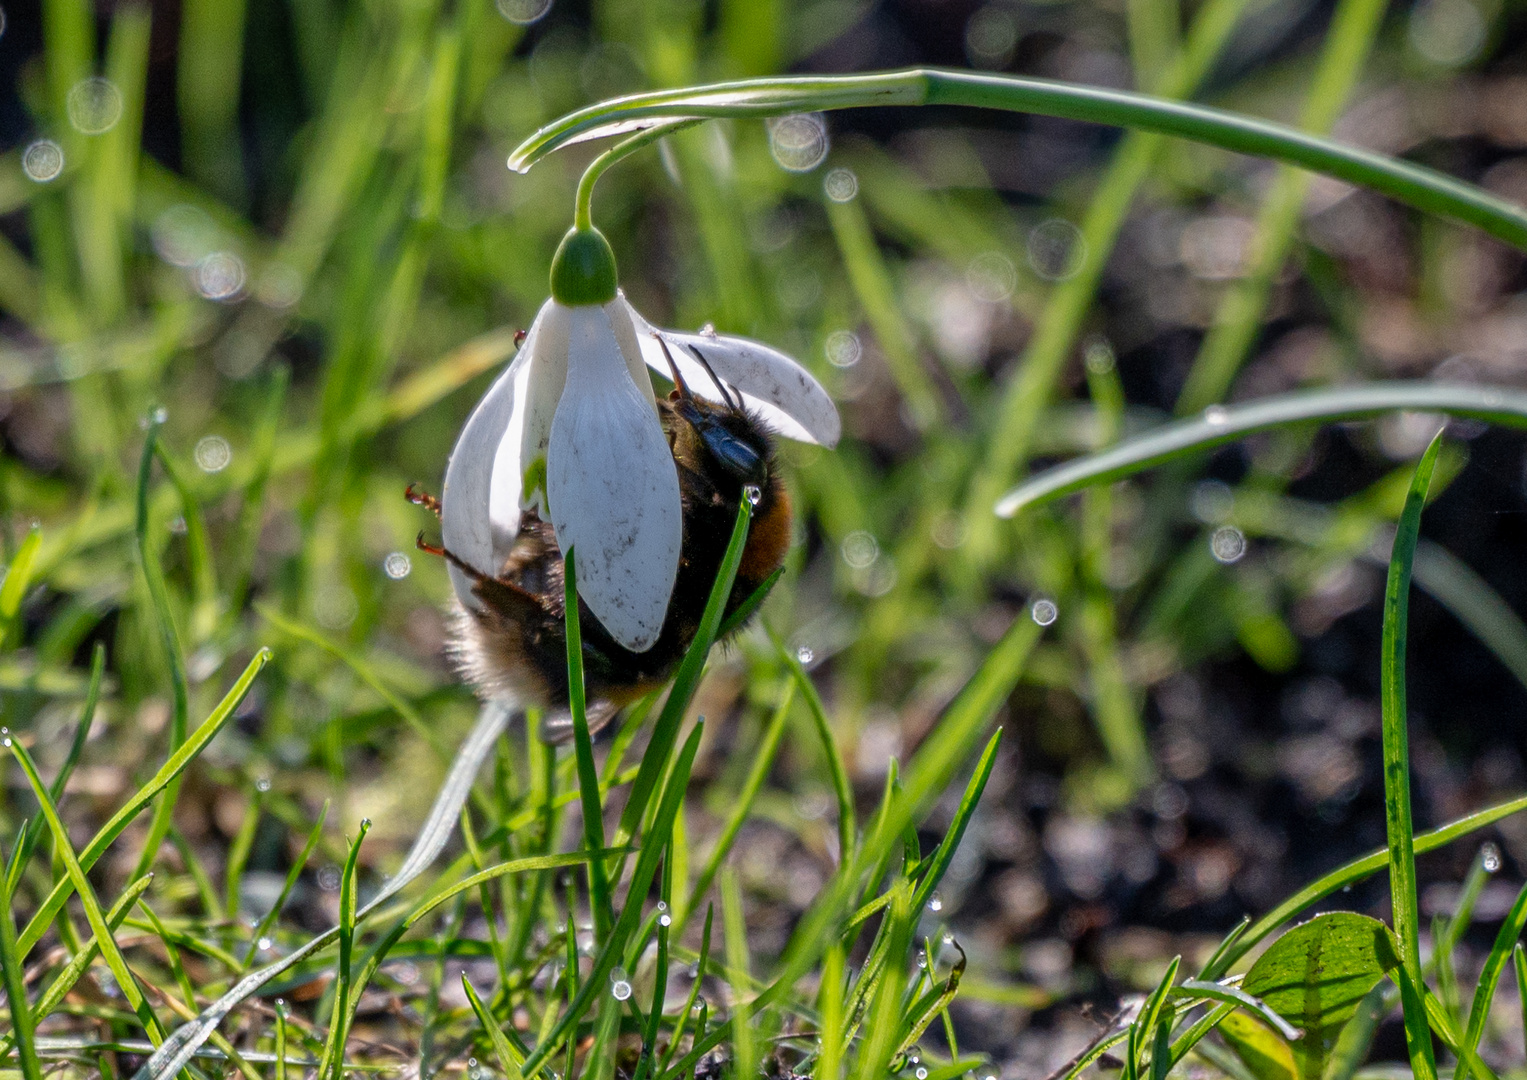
[624,299,841,447]
[548,305,682,653]
[511,301,570,519]
[441,302,551,609]
[604,297,657,401]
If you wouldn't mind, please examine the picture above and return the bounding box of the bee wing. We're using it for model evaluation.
[547,305,682,654]
[442,299,558,609]
[622,299,841,447]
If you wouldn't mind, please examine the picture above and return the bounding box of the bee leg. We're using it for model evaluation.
[405,483,442,518]
[417,532,557,621]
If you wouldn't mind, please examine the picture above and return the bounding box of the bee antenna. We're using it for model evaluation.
[682,342,741,412]
[653,334,695,401]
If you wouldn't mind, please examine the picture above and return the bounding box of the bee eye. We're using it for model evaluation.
[701,425,767,485]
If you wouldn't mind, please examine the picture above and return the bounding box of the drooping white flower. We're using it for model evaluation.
[441,227,838,653]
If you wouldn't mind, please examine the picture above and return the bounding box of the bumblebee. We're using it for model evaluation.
[413,349,790,740]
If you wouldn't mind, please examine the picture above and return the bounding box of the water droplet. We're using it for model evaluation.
[966,4,1019,67]
[1210,525,1246,564]
[194,435,231,473]
[257,936,273,951]
[796,645,815,665]
[314,584,359,630]
[942,930,955,944]
[916,953,928,968]
[825,329,861,368]
[1202,404,1229,426]
[1027,218,1086,280]
[927,893,944,912]
[908,1048,922,1063]
[768,113,829,172]
[743,484,762,507]
[1483,843,1502,872]
[1083,337,1116,374]
[823,167,858,202]
[967,252,1017,303]
[1031,599,1058,626]
[384,552,413,579]
[699,322,718,338]
[932,513,968,550]
[917,1069,929,1079]
[659,913,672,927]
[194,252,246,301]
[494,0,552,23]
[841,530,879,569]
[254,777,271,793]
[318,865,342,892]
[23,140,64,182]
[610,968,632,1000]
[1,737,11,749]
[67,77,122,134]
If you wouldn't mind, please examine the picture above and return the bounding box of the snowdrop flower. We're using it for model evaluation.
[441,227,839,652]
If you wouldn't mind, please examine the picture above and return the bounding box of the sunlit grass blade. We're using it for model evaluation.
[242,803,328,970]
[656,905,712,1079]
[464,974,526,1080]
[1175,980,1299,1041]
[1457,879,1527,1078]
[850,883,915,1080]
[911,729,1001,913]
[612,498,752,868]
[1125,956,1181,1080]
[563,548,613,941]
[1379,432,1442,1080]
[0,524,42,644]
[1,873,153,1050]
[679,680,793,935]
[779,639,855,862]
[997,382,1527,517]
[18,647,271,955]
[9,737,167,1043]
[0,835,42,1080]
[521,721,704,1077]
[814,943,845,1080]
[130,699,513,1080]
[317,819,369,1080]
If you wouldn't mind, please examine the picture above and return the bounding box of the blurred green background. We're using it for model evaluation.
[7,0,1527,1065]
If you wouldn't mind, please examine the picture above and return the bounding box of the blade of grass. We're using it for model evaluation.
[242,803,329,970]
[1378,432,1443,1080]
[997,382,1527,517]
[814,943,845,1080]
[0,836,42,1080]
[0,524,42,643]
[520,721,705,1078]
[318,819,370,1080]
[722,867,757,1080]
[132,415,190,880]
[9,737,167,1043]
[1457,879,1527,1079]
[463,975,526,1080]
[678,679,794,936]
[130,698,513,1080]
[911,729,1002,914]
[656,905,712,1079]
[15,647,268,956]
[778,641,855,862]
[564,547,613,942]
[611,497,753,875]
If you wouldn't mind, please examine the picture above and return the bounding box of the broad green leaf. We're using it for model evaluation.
[1232,913,1399,1080]
[1220,1012,1298,1080]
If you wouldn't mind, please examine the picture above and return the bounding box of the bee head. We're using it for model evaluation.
[655,335,773,490]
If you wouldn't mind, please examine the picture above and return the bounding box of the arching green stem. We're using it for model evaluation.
[572,119,699,231]
[516,68,1527,251]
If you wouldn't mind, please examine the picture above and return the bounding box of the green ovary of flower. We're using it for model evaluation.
[549,227,618,306]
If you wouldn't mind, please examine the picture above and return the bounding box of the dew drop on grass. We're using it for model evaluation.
[257,936,273,952]
[796,645,815,664]
[744,484,762,506]
[22,140,64,182]
[494,0,552,24]
[195,252,246,300]
[1027,219,1086,280]
[768,113,829,172]
[1203,404,1229,426]
[1483,842,1502,872]
[68,77,123,134]
[1031,599,1058,626]
[699,322,718,338]
[195,435,231,473]
[917,1069,929,1079]
[610,968,632,1000]
[841,530,879,569]
[384,552,413,580]
[255,777,271,792]
[927,892,943,913]
[659,912,672,927]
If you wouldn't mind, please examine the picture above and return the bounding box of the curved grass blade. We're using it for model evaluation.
[778,638,855,861]
[911,729,1002,914]
[463,975,525,1080]
[0,835,42,1080]
[9,738,167,1043]
[0,524,43,642]
[1457,879,1527,1080]
[508,69,1527,251]
[679,679,795,937]
[997,382,1527,517]
[129,698,514,1080]
[1175,980,1300,1042]
[17,647,271,955]
[563,548,613,941]
[1380,433,1442,1080]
